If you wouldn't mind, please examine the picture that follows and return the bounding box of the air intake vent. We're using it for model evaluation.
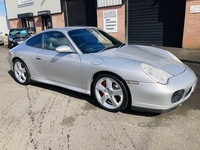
[171,90,185,103]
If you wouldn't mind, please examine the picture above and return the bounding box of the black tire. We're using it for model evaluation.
[8,44,11,49]
[92,74,129,112]
[13,59,31,85]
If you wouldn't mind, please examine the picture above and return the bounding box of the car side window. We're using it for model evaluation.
[26,34,42,48]
[43,31,70,51]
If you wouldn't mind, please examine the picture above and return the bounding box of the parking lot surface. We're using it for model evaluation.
[0,45,200,150]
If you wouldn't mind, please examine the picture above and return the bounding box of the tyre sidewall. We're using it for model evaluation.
[13,59,31,85]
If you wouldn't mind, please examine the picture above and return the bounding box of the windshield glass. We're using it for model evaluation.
[68,28,123,53]
[9,29,28,37]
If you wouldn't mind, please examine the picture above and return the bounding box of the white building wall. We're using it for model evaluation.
[97,0,122,7]
[0,16,9,35]
[5,0,62,19]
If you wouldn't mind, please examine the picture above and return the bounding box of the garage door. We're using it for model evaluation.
[66,0,97,26]
[127,0,186,47]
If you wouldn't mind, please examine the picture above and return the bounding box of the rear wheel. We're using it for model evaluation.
[13,59,31,85]
[92,74,129,112]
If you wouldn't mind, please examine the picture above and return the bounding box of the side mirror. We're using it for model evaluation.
[55,45,74,53]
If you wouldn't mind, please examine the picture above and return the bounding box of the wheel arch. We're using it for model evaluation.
[90,71,132,109]
[12,57,26,69]
[12,57,32,81]
[12,57,24,64]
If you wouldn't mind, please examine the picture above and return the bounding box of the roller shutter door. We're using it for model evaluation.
[127,0,186,47]
[66,0,97,26]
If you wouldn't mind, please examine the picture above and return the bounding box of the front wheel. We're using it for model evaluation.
[13,59,31,85]
[92,74,129,112]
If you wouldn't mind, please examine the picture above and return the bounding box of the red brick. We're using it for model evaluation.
[183,0,200,49]
[97,5,125,43]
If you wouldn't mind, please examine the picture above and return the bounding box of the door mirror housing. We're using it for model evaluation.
[55,45,74,53]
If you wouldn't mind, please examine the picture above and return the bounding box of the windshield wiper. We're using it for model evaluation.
[98,45,116,53]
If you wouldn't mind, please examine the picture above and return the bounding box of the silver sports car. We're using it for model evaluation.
[7,27,198,113]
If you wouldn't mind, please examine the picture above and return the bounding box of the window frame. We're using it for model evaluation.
[26,31,75,51]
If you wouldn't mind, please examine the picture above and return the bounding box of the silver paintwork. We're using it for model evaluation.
[7,27,198,112]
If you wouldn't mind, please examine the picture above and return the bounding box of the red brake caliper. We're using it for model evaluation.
[100,80,106,96]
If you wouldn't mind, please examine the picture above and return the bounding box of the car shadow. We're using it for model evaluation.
[181,59,200,65]
[8,70,159,117]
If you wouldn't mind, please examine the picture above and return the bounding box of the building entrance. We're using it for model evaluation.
[38,10,52,30]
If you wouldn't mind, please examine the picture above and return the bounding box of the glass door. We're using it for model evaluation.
[42,15,52,30]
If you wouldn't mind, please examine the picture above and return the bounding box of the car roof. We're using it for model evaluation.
[44,26,97,32]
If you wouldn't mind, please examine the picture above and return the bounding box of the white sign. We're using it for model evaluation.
[103,9,118,33]
[18,0,34,8]
[190,5,200,14]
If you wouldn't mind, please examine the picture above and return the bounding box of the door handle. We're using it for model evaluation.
[35,56,41,60]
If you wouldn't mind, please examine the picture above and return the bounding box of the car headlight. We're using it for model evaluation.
[9,38,13,41]
[141,63,173,84]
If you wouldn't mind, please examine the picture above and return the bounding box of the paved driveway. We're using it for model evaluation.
[0,45,200,150]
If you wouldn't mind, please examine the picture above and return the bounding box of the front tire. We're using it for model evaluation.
[13,59,31,85]
[92,74,129,112]
[8,43,11,49]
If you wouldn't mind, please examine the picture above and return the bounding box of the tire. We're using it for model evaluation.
[13,59,31,85]
[92,74,129,112]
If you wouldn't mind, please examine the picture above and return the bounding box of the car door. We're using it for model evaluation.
[34,31,82,88]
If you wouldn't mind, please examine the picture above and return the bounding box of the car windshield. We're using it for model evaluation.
[9,29,28,37]
[68,28,123,53]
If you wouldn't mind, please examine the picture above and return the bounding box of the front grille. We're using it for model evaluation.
[171,90,185,103]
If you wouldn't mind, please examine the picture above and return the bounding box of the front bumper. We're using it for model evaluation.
[8,41,19,48]
[128,65,197,113]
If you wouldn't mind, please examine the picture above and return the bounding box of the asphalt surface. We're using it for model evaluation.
[0,44,200,150]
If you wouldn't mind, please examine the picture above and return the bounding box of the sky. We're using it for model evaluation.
[0,0,6,16]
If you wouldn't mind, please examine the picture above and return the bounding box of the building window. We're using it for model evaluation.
[21,17,36,33]
[41,15,52,30]
[38,10,52,30]
[17,13,36,33]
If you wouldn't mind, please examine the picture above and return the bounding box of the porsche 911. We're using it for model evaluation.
[7,27,198,113]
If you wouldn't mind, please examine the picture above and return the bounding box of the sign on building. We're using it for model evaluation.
[103,9,118,33]
[190,5,200,14]
[18,0,34,8]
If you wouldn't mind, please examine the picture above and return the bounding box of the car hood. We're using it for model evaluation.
[98,45,185,76]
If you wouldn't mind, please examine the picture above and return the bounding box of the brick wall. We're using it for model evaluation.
[35,16,43,33]
[9,19,22,29]
[9,13,65,33]
[183,0,200,49]
[97,5,125,43]
[51,13,65,28]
